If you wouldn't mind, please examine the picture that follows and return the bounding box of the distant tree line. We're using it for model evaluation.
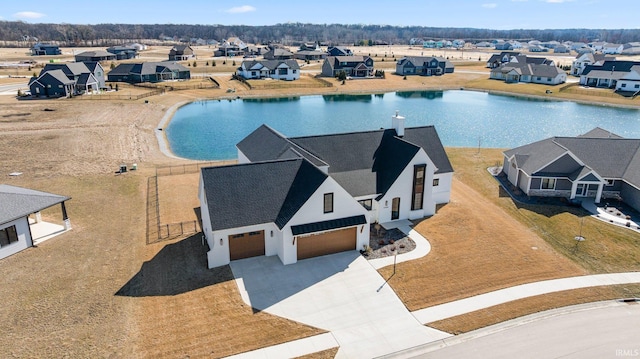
[1,21,639,47]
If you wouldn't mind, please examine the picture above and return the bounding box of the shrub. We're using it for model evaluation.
[212,60,216,66]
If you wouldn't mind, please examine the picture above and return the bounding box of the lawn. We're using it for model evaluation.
[380,147,640,333]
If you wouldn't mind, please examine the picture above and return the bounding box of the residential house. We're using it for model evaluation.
[589,41,606,51]
[580,60,640,89]
[528,45,548,52]
[327,46,353,56]
[603,43,624,54]
[494,41,513,51]
[570,53,615,76]
[553,45,570,53]
[295,42,327,61]
[502,128,640,212]
[263,48,295,60]
[40,62,105,93]
[0,185,70,260]
[486,51,520,68]
[237,60,300,81]
[107,61,191,83]
[423,40,437,48]
[615,65,640,93]
[168,45,195,61]
[475,41,492,48]
[28,69,75,98]
[570,42,588,51]
[125,43,148,51]
[75,50,117,62]
[31,43,61,56]
[452,39,466,48]
[622,42,640,55]
[396,56,454,76]
[106,46,138,60]
[409,38,424,46]
[199,112,453,268]
[321,56,374,78]
[490,55,565,85]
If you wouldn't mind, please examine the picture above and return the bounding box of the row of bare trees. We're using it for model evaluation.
[1,21,639,47]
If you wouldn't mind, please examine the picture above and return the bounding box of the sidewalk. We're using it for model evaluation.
[412,272,640,324]
[581,198,640,232]
[369,221,432,270]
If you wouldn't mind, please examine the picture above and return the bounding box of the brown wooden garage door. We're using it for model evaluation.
[297,227,356,260]
[229,230,265,260]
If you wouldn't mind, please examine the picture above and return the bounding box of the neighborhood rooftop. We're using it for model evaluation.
[0,184,70,225]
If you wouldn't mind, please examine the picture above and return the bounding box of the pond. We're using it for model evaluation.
[166,90,640,160]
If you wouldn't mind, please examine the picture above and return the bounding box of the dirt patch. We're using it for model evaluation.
[380,177,586,311]
[295,347,339,359]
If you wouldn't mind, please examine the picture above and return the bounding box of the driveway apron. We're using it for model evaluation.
[230,252,450,358]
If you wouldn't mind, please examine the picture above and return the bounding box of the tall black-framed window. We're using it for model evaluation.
[411,164,426,210]
[324,193,334,213]
[0,225,19,247]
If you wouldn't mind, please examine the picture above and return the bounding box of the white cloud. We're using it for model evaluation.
[225,5,256,14]
[482,3,498,8]
[13,11,46,20]
[543,0,575,3]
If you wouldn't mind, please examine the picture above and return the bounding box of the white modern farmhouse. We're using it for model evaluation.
[199,112,453,268]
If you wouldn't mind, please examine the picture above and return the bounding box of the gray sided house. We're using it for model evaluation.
[107,61,191,83]
[263,48,294,60]
[41,62,105,92]
[168,45,194,61]
[322,56,374,78]
[396,56,454,76]
[74,50,117,62]
[106,46,138,60]
[327,46,353,56]
[503,128,640,212]
[31,43,61,56]
[28,70,75,98]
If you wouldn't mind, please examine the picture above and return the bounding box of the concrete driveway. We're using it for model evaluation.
[230,252,450,358]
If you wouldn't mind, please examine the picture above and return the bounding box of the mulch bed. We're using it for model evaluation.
[362,224,416,260]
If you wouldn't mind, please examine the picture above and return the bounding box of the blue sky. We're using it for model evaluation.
[0,0,638,29]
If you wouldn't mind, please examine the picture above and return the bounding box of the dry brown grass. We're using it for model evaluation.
[380,177,586,311]
[428,284,640,334]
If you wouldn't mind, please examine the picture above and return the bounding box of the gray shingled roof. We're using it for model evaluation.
[0,185,70,225]
[241,59,300,71]
[239,124,453,199]
[504,129,640,187]
[201,159,327,231]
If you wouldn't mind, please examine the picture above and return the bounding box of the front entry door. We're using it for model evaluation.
[576,183,587,197]
[391,197,400,220]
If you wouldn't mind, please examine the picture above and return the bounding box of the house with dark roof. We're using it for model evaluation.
[29,62,105,97]
[106,46,138,60]
[263,48,294,60]
[0,185,71,260]
[396,56,454,76]
[237,60,300,80]
[579,60,640,90]
[486,51,520,68]
[107,61,190,83]
[28,69,76,98]
[321,56,374,78]
[31,43,61,56]
[502,128,640,212]
[327,46,353,56]
[199,112,453,268]
[74,50,117,62]
[571,53,615,76]
[168,45,194,61]
[490,55,566,85]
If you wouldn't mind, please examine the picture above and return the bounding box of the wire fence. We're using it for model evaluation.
[155,161,236,177]
[72,89,164,101]
[157,221,200,240]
